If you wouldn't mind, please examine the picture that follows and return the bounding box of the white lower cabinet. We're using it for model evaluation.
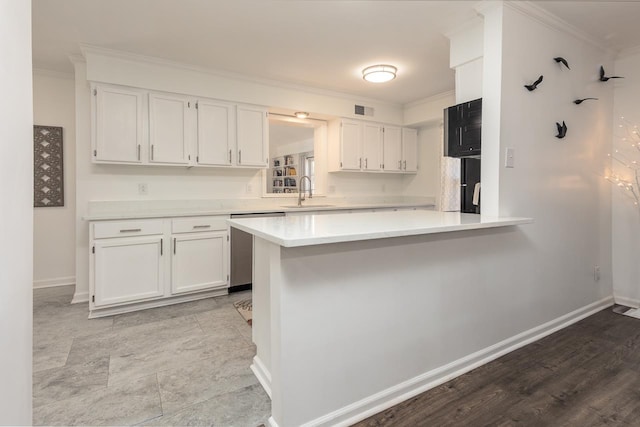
[93,235,165,307]
[90,216,229,317]
[170,215,229,295]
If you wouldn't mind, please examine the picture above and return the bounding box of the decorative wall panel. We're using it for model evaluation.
[34,125,64,207]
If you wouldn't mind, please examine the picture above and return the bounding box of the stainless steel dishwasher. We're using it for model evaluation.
[229,212,285,292]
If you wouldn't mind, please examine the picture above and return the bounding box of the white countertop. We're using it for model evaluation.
[227,210,533,247]
[84,197,435,220]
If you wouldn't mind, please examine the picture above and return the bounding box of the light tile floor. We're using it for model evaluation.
[33,285,270,426]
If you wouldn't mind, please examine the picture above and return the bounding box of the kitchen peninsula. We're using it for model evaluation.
[228,210,532,427]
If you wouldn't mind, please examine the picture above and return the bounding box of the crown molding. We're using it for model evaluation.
[504,1,614,55]
[32,68,74,80]
[404,90,455,109]
[68,54,85,65]
[79,44,402,109]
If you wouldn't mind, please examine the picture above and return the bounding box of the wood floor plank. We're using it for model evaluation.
[353,308,640,427]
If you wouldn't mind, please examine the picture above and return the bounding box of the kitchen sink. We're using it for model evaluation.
[281,204,336,209]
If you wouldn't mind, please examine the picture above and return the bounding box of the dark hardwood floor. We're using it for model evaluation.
[354,307,640,427]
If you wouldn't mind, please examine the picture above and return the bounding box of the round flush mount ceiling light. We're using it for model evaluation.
[294,112,309,119]
[362,64,397,83]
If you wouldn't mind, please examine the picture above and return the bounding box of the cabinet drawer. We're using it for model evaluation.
[93,219,164,239]
[171,216,229,234]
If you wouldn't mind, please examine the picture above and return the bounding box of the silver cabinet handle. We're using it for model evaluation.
[173,237,176,254]
[365,158,368,169]
[403,160,407,170]
[459,129,463,146]
[137,144,140,160]
[192,225,210,229]
[120,228,141,233]
[238,150,242,164]
[151,145,155,160]
[398,160,401,170]
[160,238,163,256]
[359,158,362,169]
[229,149,232,164]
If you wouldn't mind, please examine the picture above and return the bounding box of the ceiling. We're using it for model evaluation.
[31,1,640,106]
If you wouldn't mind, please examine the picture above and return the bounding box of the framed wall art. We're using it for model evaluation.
[33,125,64,207]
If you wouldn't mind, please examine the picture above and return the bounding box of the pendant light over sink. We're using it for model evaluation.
[362,64,397,83]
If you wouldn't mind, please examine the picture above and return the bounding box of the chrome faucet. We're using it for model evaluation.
[298,175,313,207]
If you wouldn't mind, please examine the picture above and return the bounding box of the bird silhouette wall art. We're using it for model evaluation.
[553,57,570,70]
[599,66,623,82]
[524,75,543,91]
[574,98,598,105]
[555,121,568,139]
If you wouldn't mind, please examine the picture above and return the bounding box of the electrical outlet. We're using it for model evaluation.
[594,266,601,281]
[138,183,148,195]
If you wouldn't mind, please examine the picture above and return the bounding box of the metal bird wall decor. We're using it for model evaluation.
[524,75,543,91]
[599,66,623,82]
[574,98,598,105]
[555,121,568,139]
[553,57,570,70]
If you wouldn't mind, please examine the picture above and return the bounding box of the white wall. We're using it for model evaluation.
[33,71,76,288]
[0,0,33,423]
[612,49,640,306]
[479,2,614,322]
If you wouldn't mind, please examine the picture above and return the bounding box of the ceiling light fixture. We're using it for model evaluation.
[362,64,397,83]
[294,112,309,119]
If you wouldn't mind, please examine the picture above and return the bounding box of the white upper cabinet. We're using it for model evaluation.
[402,128,418,172]
[362,123,382,171]
[340,119,363,171]
[91,84,268,169]
[382,125,402,172]
[93,85,144,163]
[196,99,235,166]
[236,105,268,167]
[148,93,192,165]
[330,118,415,173]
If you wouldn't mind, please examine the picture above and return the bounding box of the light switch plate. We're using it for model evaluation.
[505,147,515,168]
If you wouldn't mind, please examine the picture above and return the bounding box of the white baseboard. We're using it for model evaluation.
[71,290,89,304]
[251,356,272,399]
[614,295,640,308]
[301,296,614,427]
[33,276,75,289]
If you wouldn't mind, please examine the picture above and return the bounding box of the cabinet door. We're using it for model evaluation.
[382,126,402,172]
[340,119,362,171]
[197,100,234,166]
[236,106,268,167]
[171,231,228,295]
[94,85,144,163]
[460,100,482,155]
[149,93,191,165]
[362,123,382,171]
[402,128,418,172]
[94,236,165,307]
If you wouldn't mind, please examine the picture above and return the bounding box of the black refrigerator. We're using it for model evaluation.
[461,158,481,214]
